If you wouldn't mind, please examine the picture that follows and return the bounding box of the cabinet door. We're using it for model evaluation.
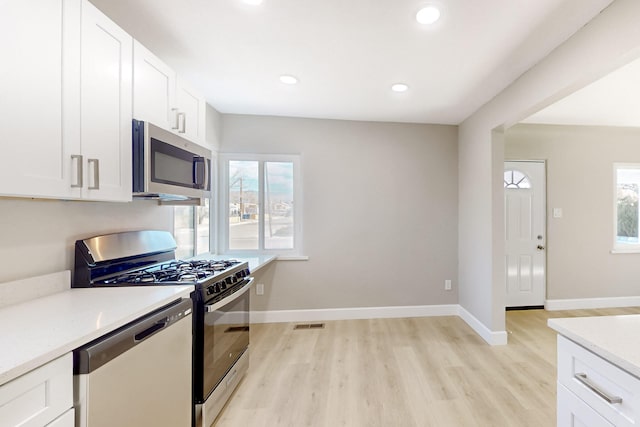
[176,77,207,144]
[79,0,132,202]
[133,41,177,131]
[0,0,81,199]
[558,383,614,427]
[0,354,72,427]
[47,408,75,427]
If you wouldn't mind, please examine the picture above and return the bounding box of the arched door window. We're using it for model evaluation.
[504,170,531,189]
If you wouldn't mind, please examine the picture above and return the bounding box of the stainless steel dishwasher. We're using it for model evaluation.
[73,298,193,427]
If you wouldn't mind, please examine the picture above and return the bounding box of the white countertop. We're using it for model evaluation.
[191,253,277,273]
[0,284,193,386]
[548,315,640,378]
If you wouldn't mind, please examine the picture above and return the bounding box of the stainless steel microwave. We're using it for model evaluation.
[132,119,212,201]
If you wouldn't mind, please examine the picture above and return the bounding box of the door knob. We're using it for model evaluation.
[537,245,545,250]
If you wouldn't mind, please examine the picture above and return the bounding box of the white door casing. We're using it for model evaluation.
[504,161,546,307]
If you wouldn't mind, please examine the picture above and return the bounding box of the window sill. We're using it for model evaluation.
[276,255,309,261]
[610,249,640,254]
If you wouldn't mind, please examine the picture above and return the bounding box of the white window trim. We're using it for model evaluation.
[218,153,303,256]
[612,163,640,254]
[173,198,212,258]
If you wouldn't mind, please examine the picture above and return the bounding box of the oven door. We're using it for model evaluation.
[201,277,253,399]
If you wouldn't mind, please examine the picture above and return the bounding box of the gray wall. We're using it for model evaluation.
[506,123,640,300]
[0,198,173,284]
[459,0,640,334]
[220,115,458,311]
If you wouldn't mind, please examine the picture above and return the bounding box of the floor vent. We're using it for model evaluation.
[224,326,250,333]
[293,323,325,330]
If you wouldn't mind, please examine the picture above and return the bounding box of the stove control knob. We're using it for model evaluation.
[206,285,214,295]
[218,281,226,291]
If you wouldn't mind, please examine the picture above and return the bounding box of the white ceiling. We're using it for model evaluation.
[90,0,614,125]
[522,56,640,127]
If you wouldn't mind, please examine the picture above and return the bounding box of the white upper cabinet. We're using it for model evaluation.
[133,41,176,131]
[133,42,207,145]
[0,0,132,202]
[79,0,132,202]
[176,77,207,143]
[0,0,80,199]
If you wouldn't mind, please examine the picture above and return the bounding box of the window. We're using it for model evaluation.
[174,200,210,259]
[614,164,640,252]
[221,154,301,254]
[504,170,531,189]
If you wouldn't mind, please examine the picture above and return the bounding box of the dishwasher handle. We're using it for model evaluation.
[134,319,168,343]
[74,298,192,374]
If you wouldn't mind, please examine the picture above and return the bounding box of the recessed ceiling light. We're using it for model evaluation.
[242,0,263,5]
[391,83,409,93]
[416,5,441,25]
[280,75,298,85]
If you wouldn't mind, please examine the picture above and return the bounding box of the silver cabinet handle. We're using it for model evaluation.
[171,108,180,129]
[177,112,186,133]
[574,373,622,404]
[88,158,100,190]
[71,155,83,188]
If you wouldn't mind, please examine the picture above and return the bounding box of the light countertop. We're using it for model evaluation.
[0,284,193,386]
[191,253,277,274]
[548,315,640,378]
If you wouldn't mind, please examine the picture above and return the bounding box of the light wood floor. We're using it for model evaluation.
[215,307,640,427]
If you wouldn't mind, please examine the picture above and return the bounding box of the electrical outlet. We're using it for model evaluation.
[445,280,452,291]
[256,283,264,295]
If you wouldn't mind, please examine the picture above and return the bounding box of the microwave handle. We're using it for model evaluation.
[193,157,206,189]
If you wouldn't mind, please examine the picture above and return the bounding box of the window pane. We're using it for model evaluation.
[504,169,531,189]
[265,162,294,249]
[617,168,640,244]
[229,161,259,250]
[174,206,194,259]
[197,199,210,254]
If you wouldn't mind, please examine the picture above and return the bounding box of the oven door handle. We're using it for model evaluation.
[205,277,254,313]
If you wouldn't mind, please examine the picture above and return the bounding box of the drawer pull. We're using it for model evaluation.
[574,373,623,404]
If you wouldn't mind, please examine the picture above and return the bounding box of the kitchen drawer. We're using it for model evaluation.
[558,335,640,426]
[0,353,72,427]
[558,383,614,427]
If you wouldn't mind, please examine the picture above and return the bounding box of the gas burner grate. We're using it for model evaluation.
[98,258,243,285]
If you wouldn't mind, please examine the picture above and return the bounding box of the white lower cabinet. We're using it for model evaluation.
[557,335,640,427]
[0,354,73,427]
[558,383,614,427]
[47,409,75,427]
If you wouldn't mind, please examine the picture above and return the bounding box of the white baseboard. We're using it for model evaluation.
[250,304,508,346]
[458,306,508,346]
[250,304,459,324]
[545,296,640,311]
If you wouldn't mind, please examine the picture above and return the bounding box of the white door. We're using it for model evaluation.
[504,161,546,308]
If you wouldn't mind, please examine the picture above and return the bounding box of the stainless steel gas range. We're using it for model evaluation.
[72,230,252,427]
